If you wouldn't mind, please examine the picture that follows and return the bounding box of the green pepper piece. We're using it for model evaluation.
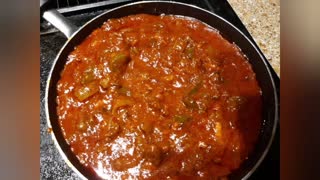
[100,76,110,89]
[182,96,197,109]
[81,67,95,84]
[110,52,130,72]
[118,86,131,96]
[174,115,192,123]
[74,81,99,101]
[188,82,202,96]
[185,45,194,59]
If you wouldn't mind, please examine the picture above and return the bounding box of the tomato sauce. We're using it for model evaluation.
[57,14,262,179]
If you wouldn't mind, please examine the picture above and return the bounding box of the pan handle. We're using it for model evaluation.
[40,0,78,38]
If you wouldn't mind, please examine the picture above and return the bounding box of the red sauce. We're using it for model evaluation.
[57,14,262,179]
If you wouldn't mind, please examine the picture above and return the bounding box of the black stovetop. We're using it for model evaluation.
[40,0,279,179]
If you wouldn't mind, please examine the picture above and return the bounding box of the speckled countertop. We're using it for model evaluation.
[228,0,280,76]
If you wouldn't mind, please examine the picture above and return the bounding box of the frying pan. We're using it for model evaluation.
[42,1,279,179]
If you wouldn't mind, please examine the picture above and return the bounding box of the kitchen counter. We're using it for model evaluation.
[228,0,280,76]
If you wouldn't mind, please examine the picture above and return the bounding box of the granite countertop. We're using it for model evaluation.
[228,0,280,76]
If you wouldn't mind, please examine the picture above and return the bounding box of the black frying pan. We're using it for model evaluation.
[42,1,279,179]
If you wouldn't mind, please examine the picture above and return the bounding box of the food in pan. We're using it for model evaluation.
[57,14,262,179]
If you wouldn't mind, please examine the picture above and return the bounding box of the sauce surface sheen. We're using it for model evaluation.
[57,14,262,179]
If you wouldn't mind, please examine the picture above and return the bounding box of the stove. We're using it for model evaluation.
[40,0,280,179]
